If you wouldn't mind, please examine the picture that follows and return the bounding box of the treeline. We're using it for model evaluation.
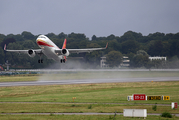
[0,31,179,69]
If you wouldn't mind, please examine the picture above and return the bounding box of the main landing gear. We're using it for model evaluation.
[38,53,43,63]
[60,59,66,63]
[38,59,43,63]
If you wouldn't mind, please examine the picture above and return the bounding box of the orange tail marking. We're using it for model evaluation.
[62,39,67,49]
[62,39,67,61]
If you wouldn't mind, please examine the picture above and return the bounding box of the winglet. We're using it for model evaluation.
[4,44,6,50]
[105,43,108,49]
[62,39,67,49]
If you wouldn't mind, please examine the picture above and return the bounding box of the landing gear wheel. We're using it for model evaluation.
[60,59,63,63]
[63,59,66,63]
[38,59,43,63]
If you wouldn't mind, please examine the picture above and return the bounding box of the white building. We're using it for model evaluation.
[120,56,130,67]
[100,57,109,68]
[100,56,130,68]
[149,56,167,61]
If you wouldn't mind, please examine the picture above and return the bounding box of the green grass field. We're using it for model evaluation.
[0,103,178,114]
[0,81,178,104]
[0,71,179,119]
[0,114,177,120]
[0,74,38,82]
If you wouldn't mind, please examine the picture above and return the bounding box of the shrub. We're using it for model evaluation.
[161,112,172,118]
[109,115,113,119]
[88,104,92,109]
[50,113,55,116]
[152,103,157,111]
[71,104,75,107]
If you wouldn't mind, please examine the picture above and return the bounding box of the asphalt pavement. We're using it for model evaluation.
[0,77,179,87]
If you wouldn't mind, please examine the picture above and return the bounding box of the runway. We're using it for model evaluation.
[0,77,179,87]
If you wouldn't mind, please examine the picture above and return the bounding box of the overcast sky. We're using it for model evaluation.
[1,0,179,39]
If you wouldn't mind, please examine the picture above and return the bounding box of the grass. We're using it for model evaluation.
[0,103,178,114]
[0,81,179,104]
[0,114,177,120]
[0,74,38,82]
[0,71,179,119]
[0,81,179,114]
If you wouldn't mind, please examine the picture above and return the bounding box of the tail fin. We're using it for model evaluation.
[105,43,108,49]
[62,39,67,49]
[62,39,67,61]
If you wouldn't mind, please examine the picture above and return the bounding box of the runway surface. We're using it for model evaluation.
[0,77,179,87]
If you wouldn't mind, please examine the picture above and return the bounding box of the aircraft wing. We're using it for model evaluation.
[4,44,42,54]
[55,43,108,54]
[5,49,42,54]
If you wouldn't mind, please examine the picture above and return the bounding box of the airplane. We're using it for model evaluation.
[4,35,108,63]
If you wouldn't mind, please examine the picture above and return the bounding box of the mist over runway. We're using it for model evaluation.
[0,77,179,87]
[1,69,179,87]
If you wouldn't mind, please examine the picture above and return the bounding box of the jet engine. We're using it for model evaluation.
[61,49,69,56]
[28,49,36,57]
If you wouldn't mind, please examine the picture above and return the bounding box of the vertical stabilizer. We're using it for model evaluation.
[62,39,67,49]
[62,39,67,61]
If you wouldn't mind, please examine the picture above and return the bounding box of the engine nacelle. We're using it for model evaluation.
[61,49,69,56]
[28,49,36,57]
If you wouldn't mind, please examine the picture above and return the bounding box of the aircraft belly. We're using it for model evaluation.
[42,47,61,61]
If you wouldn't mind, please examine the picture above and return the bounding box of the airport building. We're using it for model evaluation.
[100,56,130,68]
[149,56,167,61]
[100,57,109,68]
[120,56,130,67]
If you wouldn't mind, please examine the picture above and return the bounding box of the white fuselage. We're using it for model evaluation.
[36,35,62,61]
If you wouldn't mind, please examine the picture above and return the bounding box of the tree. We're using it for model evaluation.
[1,38,16,48]
[46,33,56,39]
[108,39,121,51]
[58,32,67,39]
[106,51,123,67]
[120,31,142,42]
[121,40,140,54]
[148,40,163,56]
[132,54,149,68]
[92,35,97,41]
[21,31,35,40]
[132,50,149,68]
[0,48,5,64]
[1,31,179,69]
[107,34,115,40]
[136,50,149,56]
[22,40,36,49]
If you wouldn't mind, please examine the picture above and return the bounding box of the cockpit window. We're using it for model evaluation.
[39,35,46,39]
